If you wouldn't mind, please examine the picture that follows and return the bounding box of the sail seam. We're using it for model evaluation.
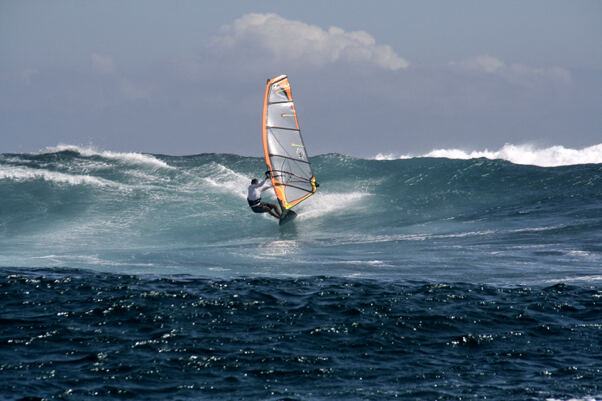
[267,126,299,132]
[269,154,311,164]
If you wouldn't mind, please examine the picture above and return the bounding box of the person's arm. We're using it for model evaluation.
[260,178,273,192]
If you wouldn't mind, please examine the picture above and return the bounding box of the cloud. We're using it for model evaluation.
[91,53,116,74]
[210,13,409,71]
[119,78,151,101]
[19,68,39,85]
[87,53,152,102]
[451,55,571,85]
[456,55,504,73]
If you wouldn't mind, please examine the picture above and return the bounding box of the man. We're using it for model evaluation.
[247,174,282,219]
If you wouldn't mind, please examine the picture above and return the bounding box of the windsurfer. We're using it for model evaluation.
[247,174,282,219]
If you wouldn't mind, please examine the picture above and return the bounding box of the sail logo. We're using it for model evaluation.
[292,144,305,159]
[275,84,290,94]
[281,104,296,118]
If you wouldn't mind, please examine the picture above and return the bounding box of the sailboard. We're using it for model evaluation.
[262,75,318,224]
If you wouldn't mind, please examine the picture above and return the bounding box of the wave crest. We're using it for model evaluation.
[375,143,602,167]
[39,145,172,169]
[0,165,115,187]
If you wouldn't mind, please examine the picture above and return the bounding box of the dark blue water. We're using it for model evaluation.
[1,146,601,400]
[1,269,601,400]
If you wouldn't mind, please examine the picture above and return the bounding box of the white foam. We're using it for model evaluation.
[200,162,251,199]
[334,230,496,246]
[39,145,172,169]
[543,275,602,284]
[296,191,369,220]
[207,267,232,272]
[509,225,568,233]
[334,259,393,267]
[375,143,602,167]
[0,165,116,187]
[566,250,592,258]
[256,240,301,257]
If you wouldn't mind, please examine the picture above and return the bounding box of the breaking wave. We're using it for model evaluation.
[375,143,602,167]
[38,144,172,169]
[1,145,601,283]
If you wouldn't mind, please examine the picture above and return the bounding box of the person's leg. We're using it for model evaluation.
[272,203,282,217]
[263,203,281,218]
[264,206,279,218]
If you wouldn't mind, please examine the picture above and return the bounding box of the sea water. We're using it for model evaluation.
[1,145,601,400]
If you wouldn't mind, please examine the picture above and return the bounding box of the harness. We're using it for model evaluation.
[247,198,265,213]
[247,198,261,207]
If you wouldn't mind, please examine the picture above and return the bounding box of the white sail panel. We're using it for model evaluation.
[267,102,298,130]
[266,128,308,163]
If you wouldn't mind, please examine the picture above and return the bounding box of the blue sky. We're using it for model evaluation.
[1,0,601,156]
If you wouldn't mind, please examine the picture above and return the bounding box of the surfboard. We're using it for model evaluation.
[262,75,318,224]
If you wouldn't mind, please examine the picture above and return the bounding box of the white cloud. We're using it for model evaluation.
[457,55,505,73]
[119,79,151,101]
[19,68,39,85]
[451,55,571,85]
[506,63,571,85]
[210,13,409,71]
[91,53,116,74]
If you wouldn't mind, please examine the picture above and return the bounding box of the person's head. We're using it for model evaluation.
[251,178,258,185]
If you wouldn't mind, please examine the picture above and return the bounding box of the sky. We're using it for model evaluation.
[1,0,601,157]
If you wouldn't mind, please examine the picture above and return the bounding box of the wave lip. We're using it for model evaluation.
[38,145,172,169]
[375,143,602,167]
[0,165,115,187]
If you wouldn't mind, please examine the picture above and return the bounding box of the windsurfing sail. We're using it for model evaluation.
[262,75,318,211]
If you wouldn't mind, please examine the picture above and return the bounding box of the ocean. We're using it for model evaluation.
[1,145,601,400]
